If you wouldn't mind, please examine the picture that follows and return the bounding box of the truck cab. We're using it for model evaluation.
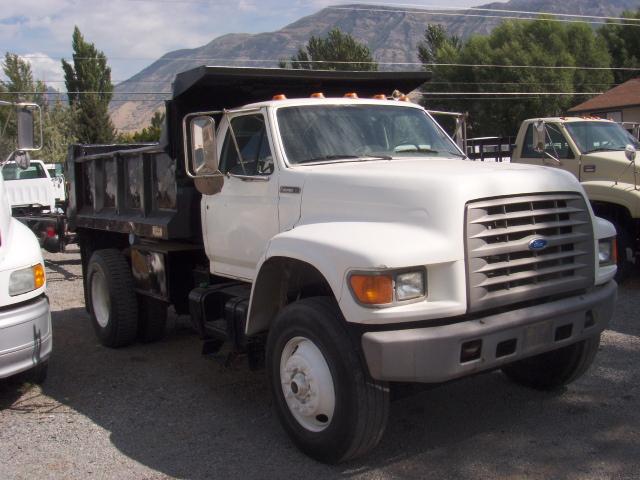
[512,117,640,277]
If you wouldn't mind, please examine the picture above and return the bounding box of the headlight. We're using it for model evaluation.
[349,269,426,306]
[9,264,45,296]
[395,271,425,301]
[598,237,617,267]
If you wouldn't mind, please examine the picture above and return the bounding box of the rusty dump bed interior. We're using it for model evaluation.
[67,66,429,242]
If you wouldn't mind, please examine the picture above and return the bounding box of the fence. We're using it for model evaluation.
[466,136,515,162]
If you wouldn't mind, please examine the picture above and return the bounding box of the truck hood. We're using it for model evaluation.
[298,158,584,228]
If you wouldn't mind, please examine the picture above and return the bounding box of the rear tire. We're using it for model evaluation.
[502,334,601,390]
[266,297,389,464]
[613,221,634,282]
[87,249,138,348]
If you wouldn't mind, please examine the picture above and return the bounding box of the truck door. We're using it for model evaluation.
[517,123,580,179]
[203,112,279,281]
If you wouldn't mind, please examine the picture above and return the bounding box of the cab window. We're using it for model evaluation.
[522,123,574,159]
[220,114,274,176]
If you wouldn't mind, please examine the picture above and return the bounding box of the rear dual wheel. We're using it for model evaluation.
[87,249,166,347]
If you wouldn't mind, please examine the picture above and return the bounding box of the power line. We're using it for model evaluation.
[366,2,640,23]
[328,5,640,27]
[18,57,640,71]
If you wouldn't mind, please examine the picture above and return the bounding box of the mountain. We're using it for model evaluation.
[110,0,638,131]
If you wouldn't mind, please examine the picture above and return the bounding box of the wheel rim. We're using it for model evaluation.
[91,269,110,328]
[280,336,336,432]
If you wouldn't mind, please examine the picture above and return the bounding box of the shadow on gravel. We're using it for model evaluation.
[44,259,83,282]
[30,303,639,479]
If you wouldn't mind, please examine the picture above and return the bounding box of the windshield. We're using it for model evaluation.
[276,104,464,165]
[565,121,640,154]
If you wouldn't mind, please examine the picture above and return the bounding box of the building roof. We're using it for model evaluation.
[569,77,640,113]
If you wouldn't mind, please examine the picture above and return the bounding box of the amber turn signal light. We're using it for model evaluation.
[350,274,393,305]
[33,263,45,289]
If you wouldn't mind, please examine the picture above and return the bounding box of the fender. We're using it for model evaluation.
[245,221,459,335]
[582,181,640,219]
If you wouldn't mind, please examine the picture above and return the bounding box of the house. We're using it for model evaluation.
[568,77,640,127]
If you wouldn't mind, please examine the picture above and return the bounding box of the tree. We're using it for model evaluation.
[41,100,77,163]
[599,9,640,84]
[117,110,165,143]
[418,24,460,68]
[62,26,115,143]
[281,28,377,71]
[420,19,614,137]
[0,53,47,158]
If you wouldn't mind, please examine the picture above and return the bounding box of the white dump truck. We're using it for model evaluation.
[67,67,617,463]
[511,117,639,278]
[0,100,51,384]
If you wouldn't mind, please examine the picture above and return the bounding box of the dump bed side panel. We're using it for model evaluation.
[66,144,201,242]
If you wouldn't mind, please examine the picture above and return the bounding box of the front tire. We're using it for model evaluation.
[87,249,138,348]
[502,334,601,390]
[266,297,389,464]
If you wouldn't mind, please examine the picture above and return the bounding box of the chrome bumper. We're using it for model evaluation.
[0,296,52,379]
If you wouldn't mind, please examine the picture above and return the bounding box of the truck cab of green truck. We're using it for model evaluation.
[512,117,640,277]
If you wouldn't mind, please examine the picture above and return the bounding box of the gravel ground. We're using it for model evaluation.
[1,249,639,479]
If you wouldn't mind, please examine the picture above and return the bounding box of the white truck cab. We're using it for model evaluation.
[0,101,51,383]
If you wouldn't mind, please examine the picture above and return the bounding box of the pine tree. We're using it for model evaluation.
[282,28,377,71]
[62,27,115,143]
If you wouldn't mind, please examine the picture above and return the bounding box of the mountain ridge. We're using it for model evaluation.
[110,0,638,131]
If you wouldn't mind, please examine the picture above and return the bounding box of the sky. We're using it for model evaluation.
[0,0,502,87]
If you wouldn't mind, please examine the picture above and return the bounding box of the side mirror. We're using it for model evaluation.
[17,106,34,150]
[625,144,637,162]
[13,151,31,170]
[189,115,220,175]
[533,120,546,153]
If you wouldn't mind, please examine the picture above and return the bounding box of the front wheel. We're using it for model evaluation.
[266,297,389,464]
[502,334,601,390]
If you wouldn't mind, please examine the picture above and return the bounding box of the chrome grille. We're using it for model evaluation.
[466,193,594,313]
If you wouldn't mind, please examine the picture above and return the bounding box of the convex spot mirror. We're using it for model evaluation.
[533,120,546,153]
[625,144,637,162]
[190,115,220,175]
[13,151,31,170]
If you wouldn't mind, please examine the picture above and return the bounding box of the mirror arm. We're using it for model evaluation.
[542,151,561,165]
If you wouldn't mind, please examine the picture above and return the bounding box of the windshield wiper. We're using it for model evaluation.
[584,147,625,154]
[301,154,392,164]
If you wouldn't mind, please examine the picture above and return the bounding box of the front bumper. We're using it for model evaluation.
[362,281,616,383]
[0,296,52,379]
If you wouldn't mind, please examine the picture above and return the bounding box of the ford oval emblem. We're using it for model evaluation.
[528,238,548,251]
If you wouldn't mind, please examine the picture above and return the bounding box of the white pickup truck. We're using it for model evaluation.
[1,158,68,252]
[511,117,640,278]
[67,67,617,463]
[0,101,51,384]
